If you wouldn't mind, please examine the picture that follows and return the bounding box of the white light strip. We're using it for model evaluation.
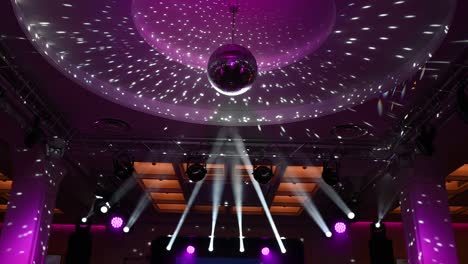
[233,136,286,254]
[232,157,245,252]
[209,161,225,252]
[166,180,205,251]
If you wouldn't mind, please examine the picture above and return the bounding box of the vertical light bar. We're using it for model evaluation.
[231,158,245,252]
[233,135,286,254]
[166,180,205,251]
[209,160,225,252]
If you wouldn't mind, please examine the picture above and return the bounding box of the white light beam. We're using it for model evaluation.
[232,157,245,252]
[233,133,286,254]
[166,180,205,251]
[320,182,355,219]
[126,192,151,229]
[209,160,225,252]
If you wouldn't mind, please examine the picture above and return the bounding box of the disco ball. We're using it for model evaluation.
[207,44,258,96]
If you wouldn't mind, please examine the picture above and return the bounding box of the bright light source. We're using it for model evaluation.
[110,216,124,229]
[261,247,270,256]
[208,246,213,252]
[240,246,245,253]
[123,226,130,233]
[347,212,355,219]
[325,232,333,238]
[334,222,347,234]
[100,205,109,214]
[375,222,381,228]
[186,246,195,254]
[81,217,87,223]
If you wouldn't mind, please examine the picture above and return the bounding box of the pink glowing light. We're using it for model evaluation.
[111,216,124,229]
[186,245,195,254]
[334,222,347,234]
[261,247,270,256]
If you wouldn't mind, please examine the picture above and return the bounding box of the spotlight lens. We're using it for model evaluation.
[123,226,130,233]
[375,222,381,228]
[261,247,270,256]
[81,217,87,223]
[100,205,108,214]
[325,231,333,238]
[334,222,347,234]
[347,212,355,220]
[110,216,124,229]
[186,163,207,182]
[253,166,274,184]
[187,246,195,254]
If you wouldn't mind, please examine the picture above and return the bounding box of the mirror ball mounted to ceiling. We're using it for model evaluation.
[12,0,457,125]
[207,3,258,96]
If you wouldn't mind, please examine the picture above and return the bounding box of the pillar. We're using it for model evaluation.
[399,156,458,264]
[0,145,65,264]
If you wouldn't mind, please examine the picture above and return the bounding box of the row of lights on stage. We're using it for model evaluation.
[185,245,271,256]
[80,153,136,232]
[183,222,386,255]
[80,197,131,233]
[186,162,275,184]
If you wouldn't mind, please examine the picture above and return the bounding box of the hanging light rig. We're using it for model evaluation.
[207,3,258,96]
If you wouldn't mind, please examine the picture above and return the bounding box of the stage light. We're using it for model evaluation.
[347,212,355,220]
[186,246,195,254]
[253,165,273,184]
[325,231,333,238]
[240,246,245,253]
[110,216,124,229]
[81,217,87,223]
[123,226,130,233]
[100,204,109,214]
[334,222,347,234]
[186,163,207,182]
[371,222,387,240]
[261,247,270,256]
